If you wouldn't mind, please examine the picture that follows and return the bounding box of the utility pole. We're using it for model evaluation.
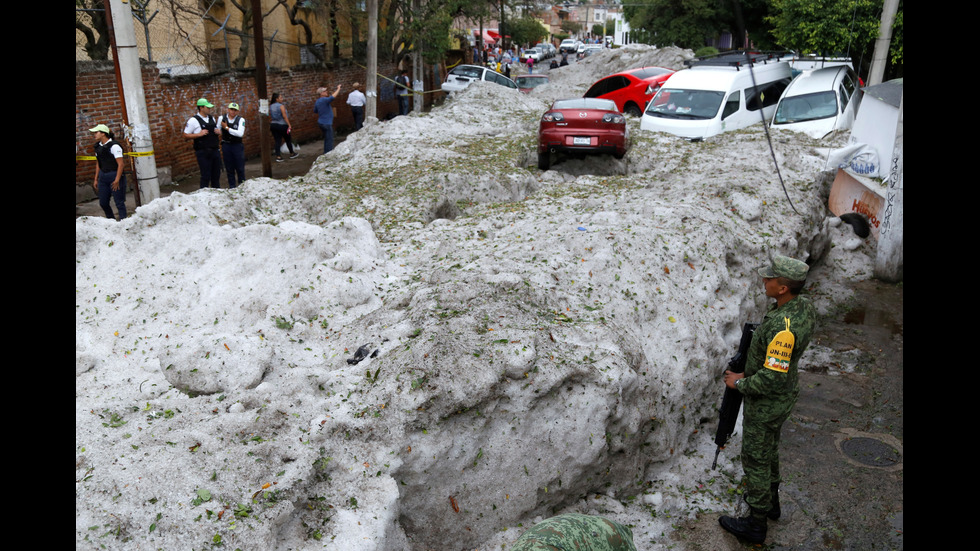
[412,0,423,114]
[251,0,271,177]
[106,0,160,204]
[873,92,903,282]
[367,0,378,121]
[868,0,899,86]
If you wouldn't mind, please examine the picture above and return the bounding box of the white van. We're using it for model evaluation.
[640,53,792,140]
[770,65,862,139]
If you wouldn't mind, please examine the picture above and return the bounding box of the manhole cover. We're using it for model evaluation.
[840,437,901,467]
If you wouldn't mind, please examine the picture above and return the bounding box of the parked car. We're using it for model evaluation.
[535,43,556,58]
[584,67,675,117]
[770,65,862,139]
[521,48,545,63]
[559,39,581,54]
[537,97,628,170]
[441,64,518,93]
[583,45,603,56]
[515,74,550,93]
[640,52,792,140]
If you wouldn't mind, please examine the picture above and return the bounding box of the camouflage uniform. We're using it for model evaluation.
[736,257,816,515]
[510,513,637,551]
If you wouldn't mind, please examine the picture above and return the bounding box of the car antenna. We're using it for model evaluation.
[745,50,801,216]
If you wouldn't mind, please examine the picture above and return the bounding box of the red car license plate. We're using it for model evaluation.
[572,136,592,146]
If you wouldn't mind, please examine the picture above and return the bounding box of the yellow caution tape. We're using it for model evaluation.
[354,63,444,95]
[76,151,153,161]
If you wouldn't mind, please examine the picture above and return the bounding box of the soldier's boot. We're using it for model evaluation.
[768,483,781,520]
[719,508,768,544]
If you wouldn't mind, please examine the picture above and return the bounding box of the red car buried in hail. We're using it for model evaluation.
[583,66,675,117]
[537,98,628,170]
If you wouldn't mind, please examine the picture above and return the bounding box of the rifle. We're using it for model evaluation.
[711,322,758,469]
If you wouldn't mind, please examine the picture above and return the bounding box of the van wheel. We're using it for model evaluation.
[625,103,642,117]
[538,151,550,170]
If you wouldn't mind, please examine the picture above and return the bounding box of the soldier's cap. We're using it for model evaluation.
[228,102,240,110]
[89,124,111,134]
[196,98,214,108]
[758,255,809,281]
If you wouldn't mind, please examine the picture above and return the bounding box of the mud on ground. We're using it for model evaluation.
[670,279,903,551]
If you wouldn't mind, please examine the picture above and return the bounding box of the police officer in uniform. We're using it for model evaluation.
[720,255,817,544]
[220,102,246,188]
[90,124,127,220]
[183,98,222,189]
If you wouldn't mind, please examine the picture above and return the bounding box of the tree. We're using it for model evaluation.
[767,0,903,76]
[509,14,549,47]
[163,0,266,69]
[560,19,582,36]
[275,0,357,65]
[723,0,775,49]
[767,0,877,54]
[624,0,723,50]
[76,0,110,60]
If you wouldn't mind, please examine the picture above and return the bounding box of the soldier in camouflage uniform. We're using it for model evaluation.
[720,255,816,544]
[510,513,636,551]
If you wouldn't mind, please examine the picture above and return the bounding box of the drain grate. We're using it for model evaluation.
[840,437,901,467]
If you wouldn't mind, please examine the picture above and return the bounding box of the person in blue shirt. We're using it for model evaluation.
[314,84,342,154]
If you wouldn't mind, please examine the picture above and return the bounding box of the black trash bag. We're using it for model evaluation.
[347,343,373,365]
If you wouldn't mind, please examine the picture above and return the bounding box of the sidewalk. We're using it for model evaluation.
[76,135,331,219]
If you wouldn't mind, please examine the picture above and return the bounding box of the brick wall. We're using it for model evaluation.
[76,60,408,191]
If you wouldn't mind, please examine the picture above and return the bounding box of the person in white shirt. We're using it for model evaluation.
[347,82,366,131]
[219,102,246,188]
[90,124,127,220]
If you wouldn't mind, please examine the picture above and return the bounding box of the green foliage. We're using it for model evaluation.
[404,6,454,64]
[561,20,583,35]
[767,0,884,56]
[694,46,719,57]
[767,0,903,77]
[889,9,903,65]
[625,0,722,50]
[509,15,550,46]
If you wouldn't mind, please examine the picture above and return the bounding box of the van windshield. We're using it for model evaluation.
[773,91,838,124]
[645,89,725,120]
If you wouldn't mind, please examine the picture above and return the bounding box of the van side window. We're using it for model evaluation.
[490,72,517,88]
[722,91,740,120]
[841,73,856,101]
[746,78,791,111]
